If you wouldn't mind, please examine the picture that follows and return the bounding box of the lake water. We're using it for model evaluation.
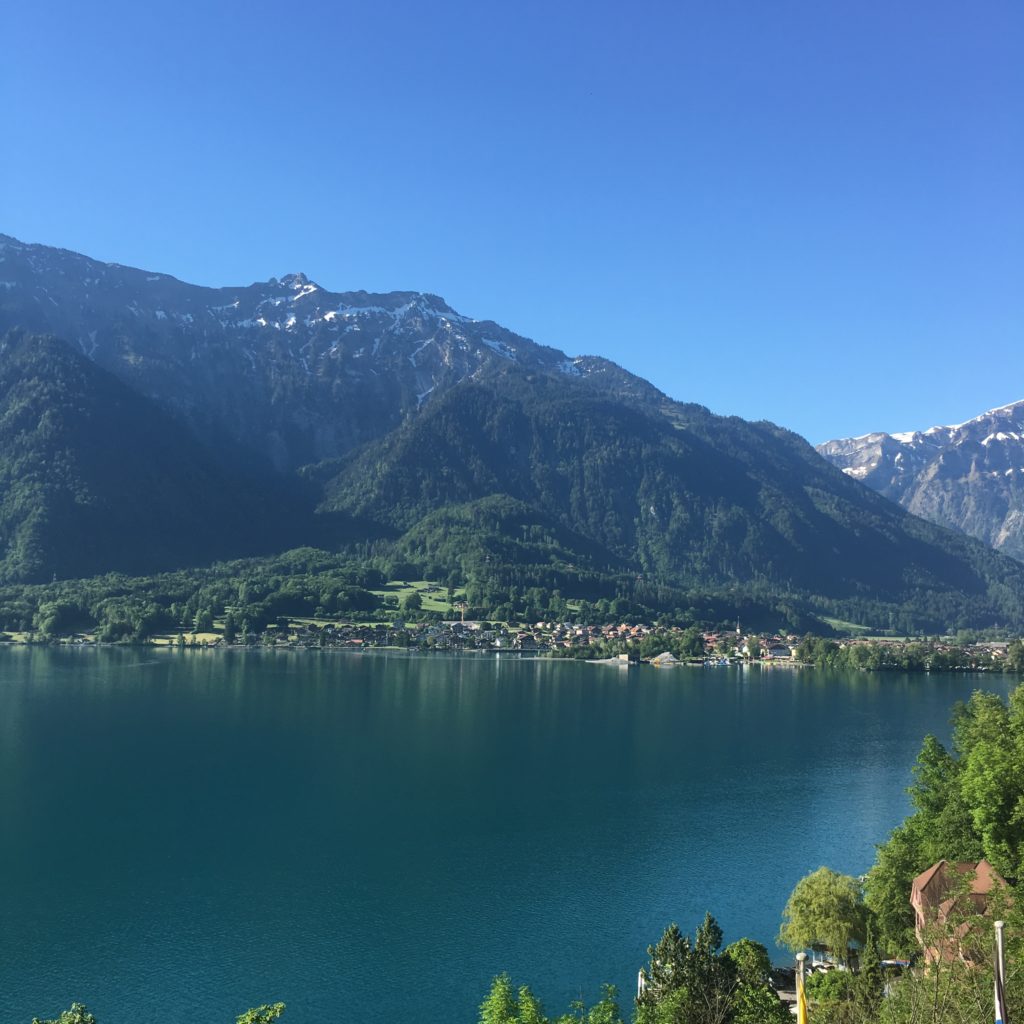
[0,647,1015,1023]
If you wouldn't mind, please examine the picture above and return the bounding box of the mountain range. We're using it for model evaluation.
[3,232,1024,632]
[819,402,1024,562]
[0,232,635,473]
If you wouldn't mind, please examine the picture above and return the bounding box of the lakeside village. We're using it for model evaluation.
[15,612,1024,673]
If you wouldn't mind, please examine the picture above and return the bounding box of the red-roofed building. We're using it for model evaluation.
[910,859,1008,964]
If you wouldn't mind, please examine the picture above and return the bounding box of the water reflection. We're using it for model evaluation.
[0,648,1014,1024]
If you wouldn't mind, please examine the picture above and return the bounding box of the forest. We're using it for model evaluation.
[5,331,1024,637]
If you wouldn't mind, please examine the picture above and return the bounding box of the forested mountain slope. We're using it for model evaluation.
[321,370,1024,628]
[0,331,300,582]
[3,234,1024,631]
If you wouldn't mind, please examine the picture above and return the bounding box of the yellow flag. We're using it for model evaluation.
[797,970,809,1024]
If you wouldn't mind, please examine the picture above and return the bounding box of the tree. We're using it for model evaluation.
[799,923,883,1024]
[478,974,623,1024]
[690,912,736,1024]
[555,985,623,1024]
[723,938,772,986]
[866,685,1024,954]
[877,903,1023,1024]
[1007,639,1024,673]
[32,1006,97,1024]
[729,978,789,1024]
[401,591,424,614]
[957,691,1021,877]
[863,823,922,956]
[778,867,868,963]
[480,974,519,1024]
[236,1005,286,1024]
[33,600,89,637]
[517,986,547,1024]
[637,923,692,1008]
[803,971,858,1024]
[637,916,735,1024]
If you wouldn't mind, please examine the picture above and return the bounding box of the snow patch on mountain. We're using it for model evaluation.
[482,338,517,360]
[819,399,1024,562]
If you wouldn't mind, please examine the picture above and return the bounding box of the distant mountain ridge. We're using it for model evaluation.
[0,233,650,472]
[4,232,1024,632]
[818,401,1024,562]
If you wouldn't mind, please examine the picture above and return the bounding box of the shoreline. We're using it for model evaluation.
[1,640,1020,678]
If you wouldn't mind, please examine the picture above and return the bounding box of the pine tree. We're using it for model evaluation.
[480,974,518,1024]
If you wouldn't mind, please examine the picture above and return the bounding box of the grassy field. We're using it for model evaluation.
[821,616,877,637]
[151,631,221,645]
[369,580,466,614]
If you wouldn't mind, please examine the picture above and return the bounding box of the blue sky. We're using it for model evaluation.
[4,0,1021,443]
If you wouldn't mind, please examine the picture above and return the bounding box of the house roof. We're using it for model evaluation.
[911,858,1007,908]
[911,860,948,899]
[970,858,1004,895]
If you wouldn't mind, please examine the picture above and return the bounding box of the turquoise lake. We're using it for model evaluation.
[0,647,1015,1022]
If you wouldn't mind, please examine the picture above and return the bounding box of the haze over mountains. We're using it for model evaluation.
[819,402,1024,563]
[0,232,633,473]
[3,232,1024,632]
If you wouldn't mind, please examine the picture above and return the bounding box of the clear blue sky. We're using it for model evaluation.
[4,0,1021,443]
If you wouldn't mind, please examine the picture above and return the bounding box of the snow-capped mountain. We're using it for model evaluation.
[0,233,653,470]
[6,233,1024,634]
[818,402,1024,561]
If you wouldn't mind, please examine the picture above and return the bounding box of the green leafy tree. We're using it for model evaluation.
[517,986,547,1024]
[479,975,623,1024]
[877,902,1023,1024]
[636,987,693,1024]
[867,684,1024,954]
[1007,639,1024,673]
[481,974,519,1024]
[863,824,921,956]
[722,938,788,1024]
[637,916,735,1024]
[32,1006,97,1024]
[637,922,692,1008]
[957,692,1020,876]
[193,607,214,633]
[778,867,868,964]
[236,1004,286,1024]
[33,600,90,637]
[561,985,623,1024]
[729,981,790,1024]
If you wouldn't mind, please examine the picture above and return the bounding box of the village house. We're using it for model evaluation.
[909,858,1009,964]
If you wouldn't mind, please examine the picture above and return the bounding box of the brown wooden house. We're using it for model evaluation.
[910,858,1008,963]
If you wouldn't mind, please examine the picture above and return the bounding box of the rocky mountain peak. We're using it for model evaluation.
[818,400,1024,562]
[0,233,657,472]
[277,271,317,291]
